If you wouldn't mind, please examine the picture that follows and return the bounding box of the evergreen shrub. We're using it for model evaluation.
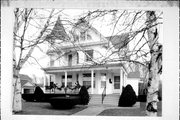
[78,86,89,105]
[118,84,137,107]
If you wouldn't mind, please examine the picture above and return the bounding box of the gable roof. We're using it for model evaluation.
[20,74,35,87]
[106,33,129,49]
[20,74,32,81]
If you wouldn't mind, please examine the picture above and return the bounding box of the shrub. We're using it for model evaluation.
[118,84,137,107]
[49,96,80,109]
[78,86,89,105]
[34,86,45,102]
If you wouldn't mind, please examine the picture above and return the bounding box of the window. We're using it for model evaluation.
[77,52,79,64]
[80,31,86,41]
[62,75,72,87]
[83,73,95,77]
[114,76,120,89]
[101,73,106,88]
[85,50,93,61]
[62,82,72,87]
[74,34,79,41]
[68,54,72,66]
[50,60,54,66]
[62,75,72,79]
[83,81,95,88]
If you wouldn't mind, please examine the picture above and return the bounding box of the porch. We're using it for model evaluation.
[43,63,127,95]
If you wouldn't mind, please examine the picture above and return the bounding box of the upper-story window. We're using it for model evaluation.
[85,50,93,61]
[80,31,86,41]
[50,59,54,66]
[68,54,72,66]
[76,52,79,64]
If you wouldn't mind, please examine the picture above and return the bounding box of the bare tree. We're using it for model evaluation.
[13,9,162,115]
[12,8,56,113]
[145,11,162,116]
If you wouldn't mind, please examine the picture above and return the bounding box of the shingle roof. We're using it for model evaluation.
[106,33,129,49]
[127,71,140,78]
[45,16,69,41]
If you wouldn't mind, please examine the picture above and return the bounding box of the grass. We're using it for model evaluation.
[98,102,162,116]
[16,100,87,115]
[16,101,162,116]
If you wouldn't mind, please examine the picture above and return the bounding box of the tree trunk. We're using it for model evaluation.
[12,68,22,113]
[146,11,162,116]
[13,8,22,113]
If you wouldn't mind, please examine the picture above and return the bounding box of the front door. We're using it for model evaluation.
[113,76,120,93]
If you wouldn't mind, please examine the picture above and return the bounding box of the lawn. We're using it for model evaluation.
[16,100,87,115]
[98,102,162,116]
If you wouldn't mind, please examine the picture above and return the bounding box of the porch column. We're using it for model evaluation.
[91,70,94,94]
[120,68,123,94]
[65,71,67,87]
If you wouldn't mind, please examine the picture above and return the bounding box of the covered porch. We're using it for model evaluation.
[43,63,128,95]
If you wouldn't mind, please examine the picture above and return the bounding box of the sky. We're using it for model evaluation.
[18,9,163,82]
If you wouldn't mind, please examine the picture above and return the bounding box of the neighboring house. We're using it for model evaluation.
[43,17,134,105]
[20,74,35,94]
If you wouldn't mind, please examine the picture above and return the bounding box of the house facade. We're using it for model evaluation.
[43,17,130,96]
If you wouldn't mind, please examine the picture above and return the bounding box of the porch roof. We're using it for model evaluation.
[43,63,125,73]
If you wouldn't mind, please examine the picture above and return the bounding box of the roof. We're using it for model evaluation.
[106,33,129,49]
[45,16,69,41]
[46,18,109,54]
[20,74,32,81]
[47,41,108,54]
[127,71,140,79]
[43,63,124,73]
[20,74,35,87]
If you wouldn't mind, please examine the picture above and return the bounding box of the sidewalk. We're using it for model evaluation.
[72,105,106,116]
[72,102,140,116]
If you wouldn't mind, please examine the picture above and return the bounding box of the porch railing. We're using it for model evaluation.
[102,86,106,104]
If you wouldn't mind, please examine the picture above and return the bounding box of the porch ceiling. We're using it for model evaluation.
[43,63,124,74]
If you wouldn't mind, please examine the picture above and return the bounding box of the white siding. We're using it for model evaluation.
[126,79,139,96]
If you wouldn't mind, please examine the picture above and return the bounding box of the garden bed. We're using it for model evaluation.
[22,93,79,102]
[49,96,80,109]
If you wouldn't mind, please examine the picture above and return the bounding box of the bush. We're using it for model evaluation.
[118,84,137,107]
[49,96,80,109]
[34,86,45,102]
[78,86,89,105]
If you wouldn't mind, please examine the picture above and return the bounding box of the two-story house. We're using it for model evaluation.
[43,17,131,105]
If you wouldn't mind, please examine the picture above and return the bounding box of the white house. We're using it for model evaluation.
[43,17,137,105]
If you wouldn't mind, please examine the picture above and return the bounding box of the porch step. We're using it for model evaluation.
[102,94,120,106]
[89,94,102,105]
[88,94,120,106]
